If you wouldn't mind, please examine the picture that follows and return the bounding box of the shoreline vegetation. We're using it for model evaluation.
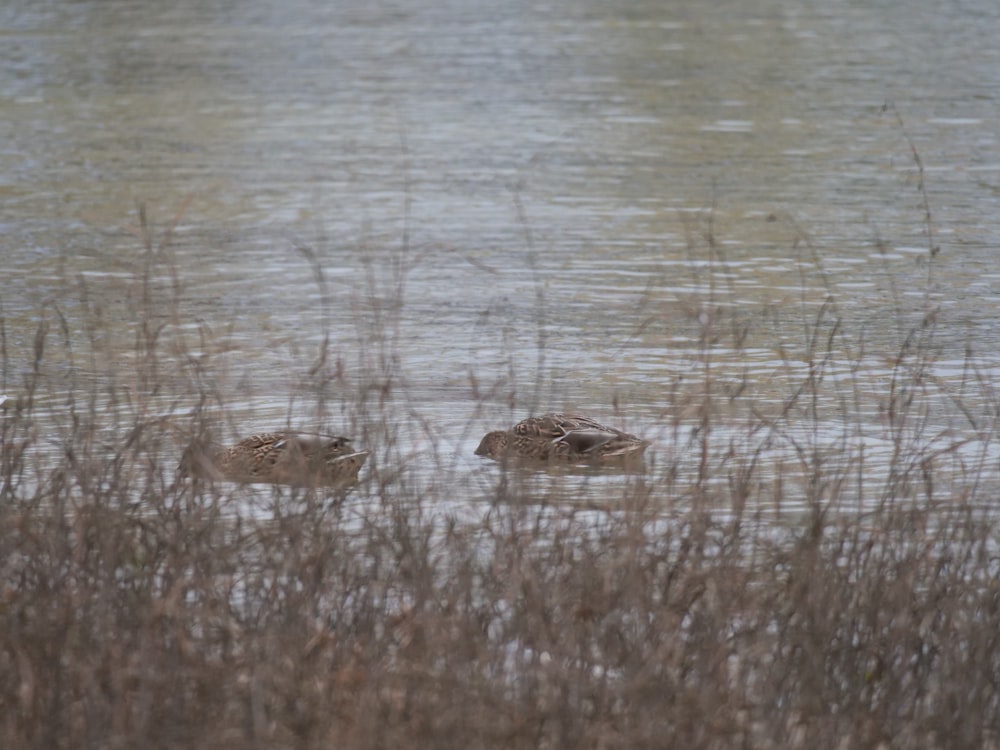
[3,188,1000,747]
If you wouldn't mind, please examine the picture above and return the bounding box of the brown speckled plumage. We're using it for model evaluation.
[181,431,368,489]
[475,413,648,466]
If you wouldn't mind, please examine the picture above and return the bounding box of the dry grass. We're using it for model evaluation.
[2,202,1000,750]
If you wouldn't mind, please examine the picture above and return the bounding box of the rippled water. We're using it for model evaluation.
[3,0,1000,512]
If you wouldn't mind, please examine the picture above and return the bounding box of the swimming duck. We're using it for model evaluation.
[180,431,368,489]
[475,413,648,466]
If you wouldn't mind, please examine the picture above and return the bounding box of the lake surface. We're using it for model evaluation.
[3,0,1000,513]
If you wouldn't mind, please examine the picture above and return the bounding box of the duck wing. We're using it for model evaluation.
[556,427,620,454]
[514,413,609,439]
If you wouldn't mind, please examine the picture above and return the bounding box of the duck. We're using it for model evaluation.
[180,431,368,489]
[475,413,648,466]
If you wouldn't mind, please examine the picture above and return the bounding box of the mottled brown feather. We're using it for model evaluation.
[476,413,647,466]
[180,431,368,489]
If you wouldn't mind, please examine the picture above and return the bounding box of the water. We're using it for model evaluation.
[3,0,1000,513]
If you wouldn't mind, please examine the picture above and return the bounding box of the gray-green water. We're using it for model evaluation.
[3,0,1000,511]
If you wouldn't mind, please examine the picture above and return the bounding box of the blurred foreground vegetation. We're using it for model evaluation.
[2,217,1000,749]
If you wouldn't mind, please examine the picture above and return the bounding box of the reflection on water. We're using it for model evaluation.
[3,0,1000,513]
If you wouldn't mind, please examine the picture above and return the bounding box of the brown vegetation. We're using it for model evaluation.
[2,202,999,750]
